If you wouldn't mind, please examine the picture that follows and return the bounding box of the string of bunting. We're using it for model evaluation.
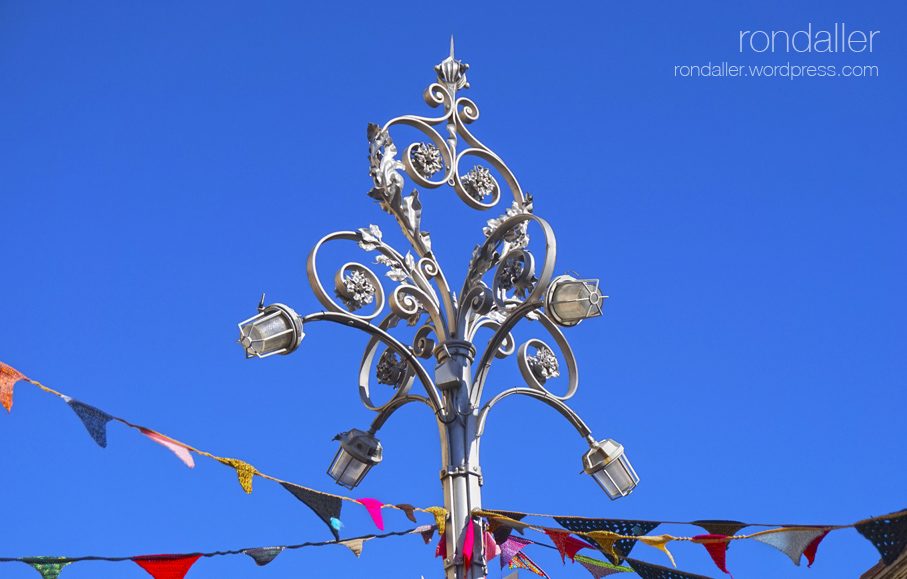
[477,507,907,578]
[0,361,449,541]
[0,527,427,578]
[5,361,907,578]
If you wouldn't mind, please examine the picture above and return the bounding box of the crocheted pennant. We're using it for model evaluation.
[484,531,502,561]
[242,546,284,566]
[63,396,113,447]
[132,554,202,579]
[625,557,714,579]
[140,429,194,468]
[500,536,531,568]
[215,457,257,493]
[0,362,27,413]
[340,537,371,557]
[396,503,418,523]
[803,529,830,567]
[750,528,827,566]
[691,520,747,538]
[586,531,621,563]
[574,555,633,578]
[280,482,342,541]
[692,535,732,577]
[435,532,447,559]
[413,524,435,544]
[357,498,384,530]
[425,506,449,536]
[463,517,475,569]
[545,529,592,564]
[855,509,907,565]
[636,535,677,567]
[21,557,71,579]
[509,551,549,578]
[487,510,528,545]
[555,516,659,564]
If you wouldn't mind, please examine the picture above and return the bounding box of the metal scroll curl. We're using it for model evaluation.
[307,232,388,321]
[358,314,418,412]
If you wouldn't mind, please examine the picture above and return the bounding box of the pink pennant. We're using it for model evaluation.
[140,429,194,468]
[436,532,447,559]
[500,536,531,568]
[804,530,830,567]
[693,535,733,577]
[484,531,502,561]
[463,518,475,570]
[0,362,27,413]
[357,498,384,530]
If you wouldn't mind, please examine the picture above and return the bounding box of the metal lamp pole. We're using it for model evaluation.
[237,39,639,579]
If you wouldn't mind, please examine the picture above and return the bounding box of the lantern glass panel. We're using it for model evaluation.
[328,448,369,489]
[594,455,639,499]
[241,312,293,356]
[549,280,603,324]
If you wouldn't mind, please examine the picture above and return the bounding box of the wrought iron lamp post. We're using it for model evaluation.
[237,39,638,579]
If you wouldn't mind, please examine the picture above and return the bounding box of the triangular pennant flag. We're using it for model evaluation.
[500,536,531,569]
[0,362,27,413]
[692,535,732,577]
[487,510,529,544]
[625,557,715,579]
[637,535,677,567]
[133,554,202,579]
[555,516,659,564]
[215,457,257,493]
[396,503,418,523]
[140,429,194,468]
[281,482,342,540]
[21,557,71,579]
[340,537,371,557]
[413,524,435,544]
[463,517,475,570]
[692,521,748,538]
[545,529,572,564]
[425,506,449,536]
[855,509,907,566]
[587,531,622,563]
[242,546,284,566]
[509,551,549,578]
[574,555,634,578]
[436,532,447,559]
[63,396,113,448]
[484,531,502,561]
[749,528,827,566]
[357,498,385,530]
[803,529,830,567]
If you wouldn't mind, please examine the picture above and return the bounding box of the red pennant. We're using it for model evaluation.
[545,529,571,564]
[565,535,594,562]
[463,517,475,569]
[692,535,732,577]
[436,531,447,559]
[357,498,384,530]
[803,530,830,567]
[133,554,202,579]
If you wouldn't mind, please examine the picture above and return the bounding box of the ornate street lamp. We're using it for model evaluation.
[237,39,637,579]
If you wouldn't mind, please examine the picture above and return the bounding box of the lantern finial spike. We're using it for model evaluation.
[258,293,266,312]
[450,35,455,60]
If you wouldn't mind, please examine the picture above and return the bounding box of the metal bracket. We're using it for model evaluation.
[440,464,483,486]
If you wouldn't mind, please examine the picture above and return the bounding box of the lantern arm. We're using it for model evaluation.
[366,394,435,433]
[469,300,544,408]
[299,311,448,421]
[475,387,593,442]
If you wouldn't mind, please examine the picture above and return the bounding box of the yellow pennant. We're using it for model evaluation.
[636,535,677,567]
[425,506,449,537]
[216,457,258,493]
[586,531,622,562]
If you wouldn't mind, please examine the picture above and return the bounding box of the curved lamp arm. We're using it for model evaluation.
[367,394,434,433]
[476,387,594,442]
[300,311,448,420]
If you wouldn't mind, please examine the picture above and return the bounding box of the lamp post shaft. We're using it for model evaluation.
[438,346,483,579]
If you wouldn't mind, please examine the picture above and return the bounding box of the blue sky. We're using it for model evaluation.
[1,2,904,578]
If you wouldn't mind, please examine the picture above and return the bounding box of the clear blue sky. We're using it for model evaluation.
[1,2,904,578]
